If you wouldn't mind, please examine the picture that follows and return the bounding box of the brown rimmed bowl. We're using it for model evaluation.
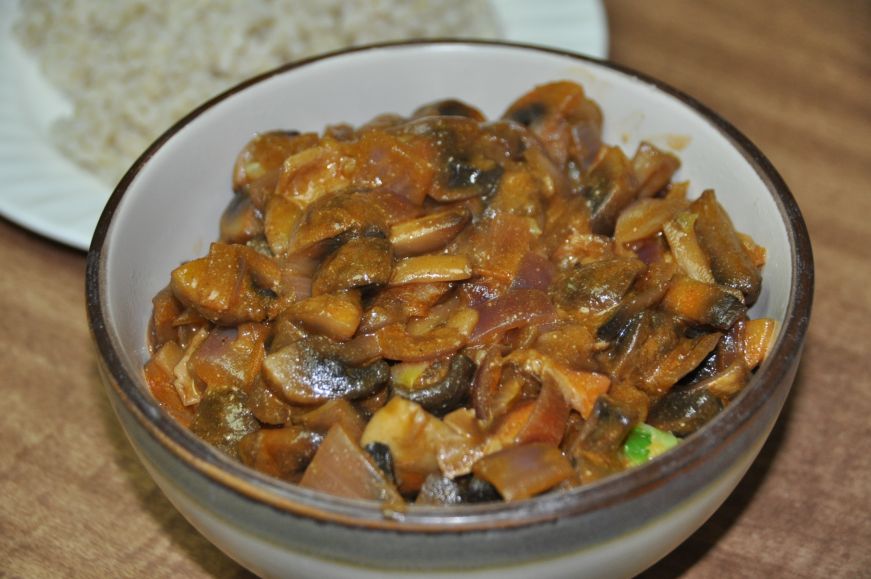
[86,41,813,579]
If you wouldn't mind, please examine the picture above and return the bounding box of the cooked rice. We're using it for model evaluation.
[14,0,501,185]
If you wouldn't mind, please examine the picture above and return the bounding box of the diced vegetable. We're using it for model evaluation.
[459,213,535,283]
[514,379,570,446]
[470,288,556,343]
[505,350,610,419]
[188,323,269,392]
[144,341,194,427]
[149,287,185,348]
[622,423,680,466]
[300,424,402,504]
[472,443,574,501]
[172,327,209,406]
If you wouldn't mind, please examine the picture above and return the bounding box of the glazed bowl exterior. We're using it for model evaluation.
[86,41,813,579]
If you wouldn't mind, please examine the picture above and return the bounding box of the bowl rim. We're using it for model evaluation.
[85,39,814,533]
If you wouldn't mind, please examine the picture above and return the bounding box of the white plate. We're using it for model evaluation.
[0,0,608,251]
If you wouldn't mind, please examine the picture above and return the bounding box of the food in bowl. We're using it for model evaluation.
[142,80,777,507]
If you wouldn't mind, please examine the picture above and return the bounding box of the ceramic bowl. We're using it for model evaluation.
[86,41,813,579]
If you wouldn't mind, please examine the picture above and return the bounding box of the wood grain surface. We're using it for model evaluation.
[1,1,869,577]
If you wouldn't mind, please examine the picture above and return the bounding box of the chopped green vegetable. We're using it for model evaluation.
[622,423,679,466]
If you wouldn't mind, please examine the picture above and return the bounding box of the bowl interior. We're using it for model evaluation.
[95,42,798,510]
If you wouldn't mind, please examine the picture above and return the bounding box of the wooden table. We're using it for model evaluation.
[1,1,869,576]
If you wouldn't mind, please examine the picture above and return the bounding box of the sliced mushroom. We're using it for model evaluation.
[583,146,641,236]
[691,189,762,305]
[613,196,687,247]
[597,260,676,342]
[246,376,293,425]
[663,210,716,284]
[391,354,476,415]
[311,237,393,295]
[412,99,486,121]
[149,286,185,349]
[284,290,362,341]
[642,331,723,397]
[263,195,303,257]
[262,339,389,404]
[401,115,506,202]
[631,141,681,198]
[170,243,279,325]
[647,386,724,437]
[389,206,471,257]
[552,256,645,313]
[360,397,468,493]
[502,80,603,171]
[661,275,747,331]
[189,387,260,459]
[238,426,323,481]
[415,474,465,506]
[573,395,637,455]
[233,130,319,208]
[274,140,355,207]
[389,254,472,285]
[562,395,638,484]
[219,194,264,244]
[289,190,419,256]
[376,304,478,362]
[363,441,397,484]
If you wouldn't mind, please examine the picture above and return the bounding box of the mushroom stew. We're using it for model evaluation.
[144,81,776,506]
